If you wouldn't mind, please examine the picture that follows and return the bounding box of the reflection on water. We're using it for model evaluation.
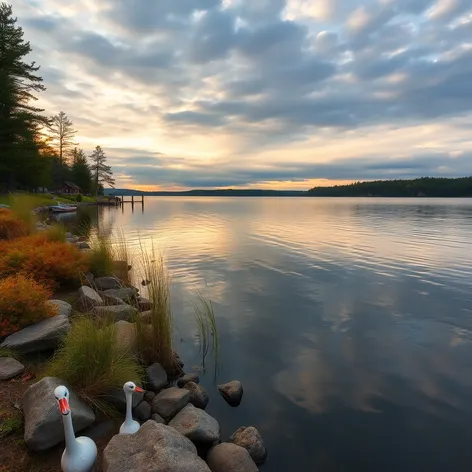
[72,198,472,470]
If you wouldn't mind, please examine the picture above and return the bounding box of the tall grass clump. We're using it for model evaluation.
[43,223,67,242]
[112,230,132,284]
[193,293,219,372]
[87,232,114,277]
[0,209,29,240]
[8,194,40,232]
[45,317,144,413]
[135,250,174,373]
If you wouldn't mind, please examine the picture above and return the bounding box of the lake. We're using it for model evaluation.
[62,197,472,471]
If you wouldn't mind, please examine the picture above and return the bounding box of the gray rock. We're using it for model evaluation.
[144,391,156,403]
[207,443,258,472]
[151,413,165,424]
[103,421,211,472]
[146,363,168,392]
[94,276,122,291]
[151,387,190,420]
[23,377,95,451]
[92,304,137,322]
[82,419,118,442]
[134,400,152,422]
[184,381,209,409]
[1,315,70,354]
[168,403,219,446]
[229,427,267,464]
[101,293,128,306]
[77,241,90,250]
[217,380,243,406]
[66,236,79,244]
[0,357,25,380]
[46,299,72,317]
[104,387,144,412]
[102,288,137,303]
[77,286,103,312]
[83,272,95,286]
[137,297,152,311]
[177,373,200,388]
[0,203,10,208]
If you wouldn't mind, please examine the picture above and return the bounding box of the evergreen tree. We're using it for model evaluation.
[90,146,115,195]
[0,2,48,191]
[70,147,92,194]
[48,111,77,164]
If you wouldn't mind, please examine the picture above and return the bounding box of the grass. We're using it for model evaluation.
[111,230,132,284]
[43,223,67,242]
[0,347,16,359]
[0,410,22,439]
[44,316,144,413]
[193,292,219,372]
[134,249,174,373]
[87,232,115,277]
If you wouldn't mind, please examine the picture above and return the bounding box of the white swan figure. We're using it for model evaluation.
[119,381,145,435]
[54,385,97,472]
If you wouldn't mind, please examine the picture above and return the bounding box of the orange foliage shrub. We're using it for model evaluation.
[0,275,58,337]
[0,209,28,240]
[0,234,89,288]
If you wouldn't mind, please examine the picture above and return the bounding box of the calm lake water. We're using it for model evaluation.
[62,197,472,471]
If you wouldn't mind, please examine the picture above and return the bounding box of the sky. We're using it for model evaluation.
[13,0,472,190]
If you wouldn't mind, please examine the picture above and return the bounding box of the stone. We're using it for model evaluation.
[177,372,200,388]
[92,304,137,322]
[0,357,25,380]
[77,286,103,312]
[151,387,190,420]
[229,427,267,464]
[82,419,118,442]
[137,297,152,311]
[146,363,168,392]
[45,299,72,317]
[83,272,95,286]
[77,241,90,250]
[102,288,137,303]
[115,321,139,355]
[217,380,243,406]
[101,293,128,306]
[144,391,156,403]
[104,387,144,413]
[183,381,209,409]
[1,315,70,354]
[23,377,95,451]
[168,404,219,446]
[151,413,165,424]
[103,421,211,472]
[66,236,79,244]
[133,401,152,422]
[206,443,258,472]
[94,276,122,291]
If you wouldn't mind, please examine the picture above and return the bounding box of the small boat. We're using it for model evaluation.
[49,202,77,213]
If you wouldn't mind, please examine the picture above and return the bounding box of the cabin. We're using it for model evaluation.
[56,181,81,195]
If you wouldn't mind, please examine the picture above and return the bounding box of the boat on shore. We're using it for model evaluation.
[49,202,77,213]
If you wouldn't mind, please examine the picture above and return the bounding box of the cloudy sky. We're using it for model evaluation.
[14,0,472,190]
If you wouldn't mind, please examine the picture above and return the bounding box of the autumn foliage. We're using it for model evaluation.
[0,275,58,337]
[0,209,29,240]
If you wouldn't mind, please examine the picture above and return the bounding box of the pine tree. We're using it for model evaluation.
[0,2,48,190]
[70,147,92,194]
[90,145,115,195]
[48,111,77,165]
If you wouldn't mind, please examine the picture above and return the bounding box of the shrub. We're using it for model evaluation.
[0,235,89,287]
[0,275,57,337]
[0,209,29,240]
[88,233,114,277]
[45,317,144,413]
[43,224,67,242]
[76,193,83,202]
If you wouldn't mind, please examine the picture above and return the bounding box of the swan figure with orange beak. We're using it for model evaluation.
[119,381,145,435]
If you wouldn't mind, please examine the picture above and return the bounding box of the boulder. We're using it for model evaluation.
[144,391,156,403]
[0,357,25,380]
[217,380,243,406]
[137,297,152,311]
[92,305,137,322]
[101,293,128,306]
[77,286,103,312]
[177,372,200,388]
[115,321,139,355]
[133,401,152,422]
[184,381,209,409]
[23,377,95,451]
[82,419,118,442]
[94,276,122,291]
[102,288,137,303]
[77,241,90,250]
[146,363,168,392]
[104,386,144,412]
[1,315,70,354]
[229,427,267,464]
[151,413,165,424]
[151,387,190,420]
[168,404,219,446]
[207,443,258,472]
[45,299,72,317]
[103,421,211,472]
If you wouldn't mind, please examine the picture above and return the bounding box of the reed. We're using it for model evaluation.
[87,232,114,277]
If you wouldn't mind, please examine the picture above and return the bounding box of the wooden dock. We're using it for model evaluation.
[117,194,145,212]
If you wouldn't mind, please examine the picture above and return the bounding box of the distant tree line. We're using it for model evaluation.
[0,3,114,195]
[309,177,472,197]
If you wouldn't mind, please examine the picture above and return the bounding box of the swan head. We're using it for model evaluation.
[54,385,71,416]
[123,381,144,395]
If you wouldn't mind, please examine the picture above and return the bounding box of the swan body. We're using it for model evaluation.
[54,386,97,472]
[119,381,144,435]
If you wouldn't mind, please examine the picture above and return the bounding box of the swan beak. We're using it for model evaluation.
[58,398,71,415]
[135,387,144,393]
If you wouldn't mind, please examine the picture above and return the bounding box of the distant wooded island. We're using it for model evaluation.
[106,177,472,198]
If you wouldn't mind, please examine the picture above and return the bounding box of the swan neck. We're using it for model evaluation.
[125,391,133,424]
[63,412,78,454]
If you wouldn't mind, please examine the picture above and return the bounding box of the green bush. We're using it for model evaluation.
[76,193,83,202]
